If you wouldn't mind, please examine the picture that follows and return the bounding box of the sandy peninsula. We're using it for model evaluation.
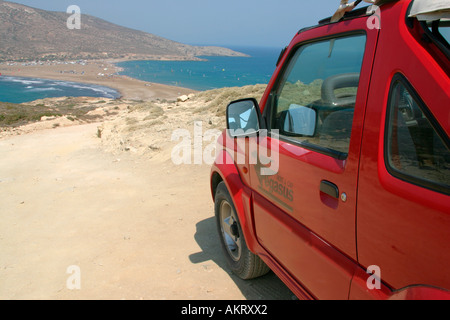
[0,59,196,101]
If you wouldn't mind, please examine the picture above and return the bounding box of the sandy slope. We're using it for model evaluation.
[0,86,294,300]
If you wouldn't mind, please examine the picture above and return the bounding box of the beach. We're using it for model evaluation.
[0,59,196,101]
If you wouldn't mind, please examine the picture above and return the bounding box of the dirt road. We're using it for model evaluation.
[0,123,294,300]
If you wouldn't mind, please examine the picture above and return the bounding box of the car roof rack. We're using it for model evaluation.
[319,0,405,25]
[297,6,370,34]
[318,6,372,25]
[297,6,371,35]
[298,0,401,35]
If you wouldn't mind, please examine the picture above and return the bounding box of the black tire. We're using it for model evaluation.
[215,182,270,280]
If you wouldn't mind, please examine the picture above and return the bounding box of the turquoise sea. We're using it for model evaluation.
[116,46,281,91]
[0,76,121,104]
[0,47,281,103]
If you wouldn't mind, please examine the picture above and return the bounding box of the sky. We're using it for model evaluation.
[8,0,344,48]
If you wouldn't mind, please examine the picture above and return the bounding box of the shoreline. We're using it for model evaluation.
[0,59,198,102]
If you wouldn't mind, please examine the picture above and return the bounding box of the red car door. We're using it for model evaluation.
[249,19,379,299]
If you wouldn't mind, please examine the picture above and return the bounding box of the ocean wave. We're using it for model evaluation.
[38,80,120,98]
[57,81,118,97]
[7,78,45,85]
[26,87,64,92]
[0,76,120,102]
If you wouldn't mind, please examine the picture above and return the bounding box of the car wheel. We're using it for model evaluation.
[215,182,270,280]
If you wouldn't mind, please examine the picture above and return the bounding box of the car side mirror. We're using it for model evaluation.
[280,104,317,137]
[226,98,262,137]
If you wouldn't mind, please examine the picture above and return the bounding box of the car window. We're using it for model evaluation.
[439,22,450,44]
[386,75,450,195]
[270,34,366,158]
[427,20,450,47]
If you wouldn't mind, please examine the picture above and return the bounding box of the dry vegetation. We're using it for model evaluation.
[0,97,118,127]
[1,84,268,158]
[98,84,267,158]
[192,84,267,116]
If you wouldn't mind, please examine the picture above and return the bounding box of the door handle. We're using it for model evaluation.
[320,180,339,199]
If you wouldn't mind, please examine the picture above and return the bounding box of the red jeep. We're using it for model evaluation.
[210,0,450,300]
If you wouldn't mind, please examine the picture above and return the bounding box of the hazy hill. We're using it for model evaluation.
[0,1,246,62]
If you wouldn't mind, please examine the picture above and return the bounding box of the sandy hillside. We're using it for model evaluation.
[0,84,297,300]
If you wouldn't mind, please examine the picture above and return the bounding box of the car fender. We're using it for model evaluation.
[210,148,259,253]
